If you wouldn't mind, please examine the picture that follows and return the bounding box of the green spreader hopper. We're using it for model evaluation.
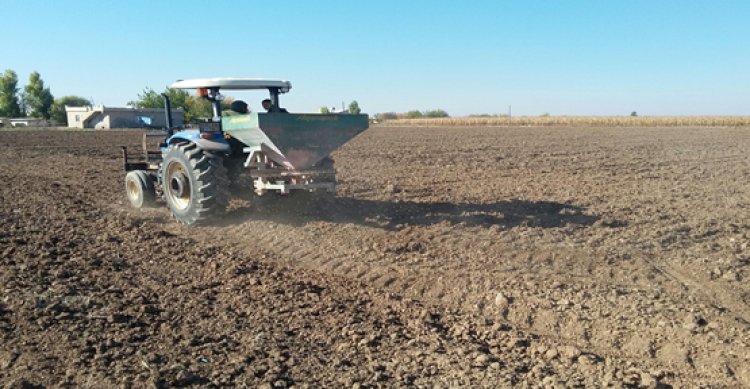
[222,111,368,170]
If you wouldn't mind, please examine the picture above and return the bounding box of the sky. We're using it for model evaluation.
[2,0,749,116]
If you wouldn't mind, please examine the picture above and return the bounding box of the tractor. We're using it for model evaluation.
[122,78,369,224]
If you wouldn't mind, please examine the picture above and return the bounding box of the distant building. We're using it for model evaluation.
[0,117,51,128]
[65,106,184,129]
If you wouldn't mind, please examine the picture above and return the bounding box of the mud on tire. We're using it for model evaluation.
[160,142,230,225]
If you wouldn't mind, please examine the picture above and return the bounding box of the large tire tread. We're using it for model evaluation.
[162,143,230,225]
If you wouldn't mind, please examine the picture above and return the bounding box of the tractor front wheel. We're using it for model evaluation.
[161,142,229,225]
[125,170,156,208]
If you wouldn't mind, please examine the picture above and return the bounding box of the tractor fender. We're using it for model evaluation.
[165,130,230,153]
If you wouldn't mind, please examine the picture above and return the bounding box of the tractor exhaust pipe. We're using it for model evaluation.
[161,93,173,137]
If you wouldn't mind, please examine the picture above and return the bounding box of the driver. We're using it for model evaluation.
[261,99,288,113]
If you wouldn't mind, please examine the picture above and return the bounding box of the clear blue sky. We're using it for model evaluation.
[3,0,749,116]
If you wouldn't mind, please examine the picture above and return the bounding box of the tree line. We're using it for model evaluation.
[320,101,361,114]
[375,109,449,121]
[127,87,234,124]
[2,68,368,127]
[0,69,92,126]
[132,90,365,121]
[0,69,233,126]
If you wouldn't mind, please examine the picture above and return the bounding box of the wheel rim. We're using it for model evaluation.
[165,161,191,210]
[126,178,141,201]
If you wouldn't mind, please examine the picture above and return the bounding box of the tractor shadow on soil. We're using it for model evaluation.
[222,195,606,231]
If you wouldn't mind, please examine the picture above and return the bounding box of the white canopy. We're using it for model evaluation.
[170,78,292,93]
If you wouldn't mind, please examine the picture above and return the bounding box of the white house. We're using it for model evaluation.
[65,106,184,129]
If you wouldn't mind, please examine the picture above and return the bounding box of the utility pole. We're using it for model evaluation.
[508,105,511,126]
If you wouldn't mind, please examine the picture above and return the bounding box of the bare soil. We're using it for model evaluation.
[1,126,750,388]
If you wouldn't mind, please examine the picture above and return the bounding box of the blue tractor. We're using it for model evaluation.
[123,78,369,225]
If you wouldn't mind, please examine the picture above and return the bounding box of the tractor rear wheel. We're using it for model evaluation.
[161,142,229,225]
[125,170,156,208]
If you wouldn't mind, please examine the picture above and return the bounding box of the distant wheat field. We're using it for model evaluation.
[383,116,750,127]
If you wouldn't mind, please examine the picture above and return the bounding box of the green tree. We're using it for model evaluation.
[24,71,54,119]
[403,110,423,119]
[423,109,449,118]
[0,70,22,117]
[348,100,361,114]
[320,106,330,114]
[50,96,92,126]
[18,91,28,117]
[129,87,190,110]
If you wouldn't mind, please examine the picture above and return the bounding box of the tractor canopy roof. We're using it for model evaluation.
[171,78,292,93]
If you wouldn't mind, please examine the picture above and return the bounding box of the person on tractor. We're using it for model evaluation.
[224,100,250,116]
[262,99,288,113]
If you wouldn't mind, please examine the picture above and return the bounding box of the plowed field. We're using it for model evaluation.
[2,126,750,388]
